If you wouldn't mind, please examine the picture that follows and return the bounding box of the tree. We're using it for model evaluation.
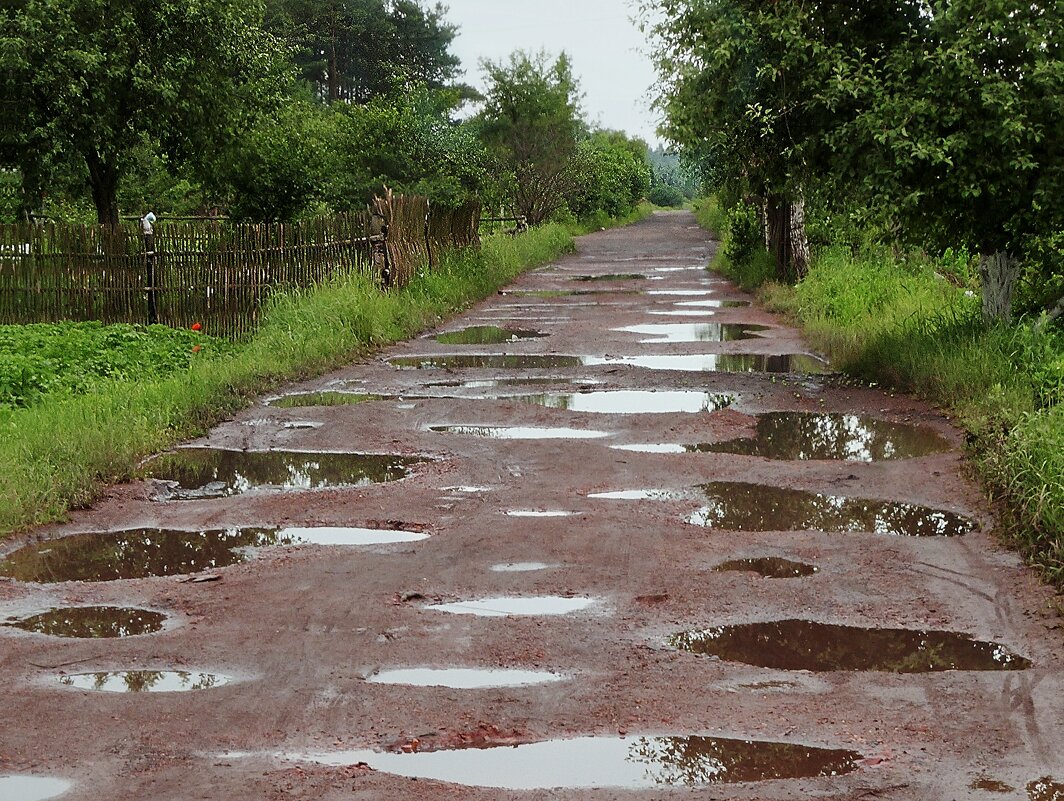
[568,130,652,219]
[12,0,289,225]
[476,50,585,225]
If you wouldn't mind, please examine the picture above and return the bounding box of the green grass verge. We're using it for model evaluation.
[1,223,574,537]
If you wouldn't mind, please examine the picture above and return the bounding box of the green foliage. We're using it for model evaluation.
[649,184,685,208]
[568,131,651,219]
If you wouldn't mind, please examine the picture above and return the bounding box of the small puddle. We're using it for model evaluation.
[428,596,597,617]
[589,489,689,501]
[501,289,644,297]
[291,734,861,788]
[583,354,829,373]
[505,510,574,517]
[490,562,554,572]
[367,668,564,688]
[6,607,167,637]
[573,273,646,281]
[0,777,71,801]
[689,481,975,537]
[277,527,429,545]
[715,558,818,579]
[648,290,715,296]
[971,777,1015,793]
[1028,777,1064,800]
[613,323,772,343]
[268,392,379,408]
[669,619,1030,672]
[391,355,586,370]
[141,449,424,499]
[704,412,951,461]
[436,326,548,344]
[59,670,231,692]
[675,299,752,308]
[425,377,601,389]
[516,390,733,414]
[430,425,610,440]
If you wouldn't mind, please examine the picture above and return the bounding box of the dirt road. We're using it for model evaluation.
[1,211,1062,800]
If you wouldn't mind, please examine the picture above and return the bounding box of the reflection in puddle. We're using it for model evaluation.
[141,449,424,500]
[500,289,644,297]
[368,668,564,688]
[610,443,688,454]
[0,776,72,801]
[573,273,647,282]
[676,299,752,308]
[292,734,861,788]
[505,510,574,517]
[277,527,429,545]
[436,326,547,344]
[648,290,715,296]
[391,354,586,370]
[268,392,379,408]
[613,323,772,343]
[715,558,818,579]
[670,620,1030,672]
[589,489,689,501]
[430,425,610,440]
[59,670,231,692]
[704,412,951,461]
[1028,777,1064,800]
[490,562,554,572]
[426,377,601,389]
[7,607,166,637]
[689,482,975,537]
[429,596,597,617]
[970,777,1015,793]
[517,390,733,415]
[583,354,829,374]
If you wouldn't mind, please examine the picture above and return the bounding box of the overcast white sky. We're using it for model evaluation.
[443,0,664,144]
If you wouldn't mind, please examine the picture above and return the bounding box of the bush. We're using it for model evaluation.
[650,184,685,207]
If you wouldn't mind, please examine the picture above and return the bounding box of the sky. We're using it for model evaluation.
[442,0,664,145]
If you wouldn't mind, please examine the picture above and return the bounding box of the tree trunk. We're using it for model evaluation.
[86,152,119,227]
[766,195,809,283]
[978,251,1021,324]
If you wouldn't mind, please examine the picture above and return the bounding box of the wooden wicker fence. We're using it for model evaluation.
[0,194,481,338]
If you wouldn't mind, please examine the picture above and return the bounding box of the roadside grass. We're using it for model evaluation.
[1,223,574,537]
[566,201,655,235]
[695,200,1064,586]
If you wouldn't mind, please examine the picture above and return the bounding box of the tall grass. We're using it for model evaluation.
[1,224,575,536]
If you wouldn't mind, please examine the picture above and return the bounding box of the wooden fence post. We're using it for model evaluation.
[142,212,158,325]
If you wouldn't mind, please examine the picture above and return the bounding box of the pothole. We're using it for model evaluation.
[515,390,734,414]
[367,668,564,688]
[669,620,1030,672]
[289,734,862,788]
[0,776,71,801]
[583,354,829,373]
[589,489,690,500]
[572,273,647,281]
[702,412,952,461]
[714,558,818,578]
[140,449,425,500]
[429,425,610,440]
[613,323,773,343]
[435,326,548,344]
[276,527,429,546]
[688,481,975,537]
[970,777,1015,793]
[648,290,716,296]
[390,355,586,370]
[505,510,574,518]
[6,606,167,637]
[267,392,380,408]
[490,562,554,572]
[428,596,598,617]
[675,299,752,308]
[425,377,600,389]
[1028,777,1064,800]
[58,670,232,692]
[500,289,644,297]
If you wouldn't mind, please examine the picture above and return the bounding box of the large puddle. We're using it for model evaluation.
[141,449,424,499]
[429,425,610,440]
[6,606,166,637]
[589,489,690,501]
[688,482,975,537]
[583,354,829,374]
[59,670,231,692]
[267,392,379,408]
[669,620,1030,672]
[715,558,818,578]
[676,299,752,308]
[573,273,647,282]
[490,562,554,572]
[425,377,600,388]
[292,734,862,788]
[436,326,548,344]
[278,526,429,545]
[500,289,644,297]
[428,596,598,617]
[1028,777,1064,800]
[613,323,772,343]
[515,390,733,414]
[391,355,586,370]
[0,776,72,801]
[703,412,951,461]
[367,668,564,688]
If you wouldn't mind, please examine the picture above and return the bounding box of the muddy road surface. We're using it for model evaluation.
[1,211,1062,801]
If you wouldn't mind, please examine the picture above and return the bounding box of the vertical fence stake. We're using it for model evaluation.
[142,212,158,325]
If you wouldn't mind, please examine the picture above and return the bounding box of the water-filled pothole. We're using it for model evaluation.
[291,734,861,788]
[490,562,554,572]
[430,425,610,440]
[704,412,951,461]
[141,449,425,499]
[648,290,715,296]
[516,390,733,414]
[573,273,647,282]
[425,377,600,389]
[689,482,975,537]
[277,527,429,545]
[59,670,231,692]
[436,326,548,344]
[970,777,1015,793]
[589,489,690,501]
[505,510,574,517]
[1028,777,1064,800]
[669,619,1030,672]
[675,299,752,308]
[391,355,586,370]
[715,558,818,579]
[583,354,829,373]
[429,596,597,617]
[500,289,644,297]
[268,392,380,408]
[0,776,71,801]
[6,606,167,637]
[614,323,772,343]
[367,668,564,688]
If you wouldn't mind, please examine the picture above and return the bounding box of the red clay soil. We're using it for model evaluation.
[1,211,1061,800]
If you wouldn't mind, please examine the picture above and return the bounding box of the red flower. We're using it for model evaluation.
[192,345,202,354]
[191,322,203,332]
